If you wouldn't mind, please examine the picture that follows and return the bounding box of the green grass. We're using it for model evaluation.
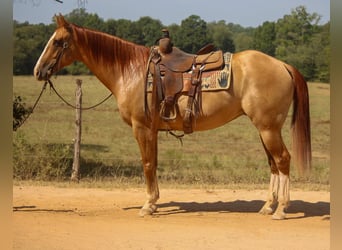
[13,76,330,189]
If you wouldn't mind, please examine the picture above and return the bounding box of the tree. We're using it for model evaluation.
[13,21,55,75]
[207,20,235,52]
[310,22,330,82]
[166,23,181,46]
[233,32,254,52]
[275,5,327,81]
[177,15,210,53]
[113,19,141,43]
[253,21,276,56]
[276,6,320,50]
[136,16,163,46]
[103,18,117,36]
[12,7,329,81]
[64,9,106,31]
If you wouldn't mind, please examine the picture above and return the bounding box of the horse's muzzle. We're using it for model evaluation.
[34,59,56,81]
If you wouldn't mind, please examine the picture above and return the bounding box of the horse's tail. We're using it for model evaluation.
[284,64,312,176]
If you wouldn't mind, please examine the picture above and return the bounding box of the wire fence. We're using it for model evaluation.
[13,77,330,184]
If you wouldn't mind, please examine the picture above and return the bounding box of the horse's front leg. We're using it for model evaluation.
[133,124,159,216]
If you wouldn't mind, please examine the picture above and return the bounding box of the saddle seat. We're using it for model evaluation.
[159,47,224,73]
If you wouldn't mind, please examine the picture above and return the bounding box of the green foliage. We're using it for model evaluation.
[136,16,164,46]
[253,21,276,56]
[64,8,106,30]
[113,19,142,43]
[176,15,211,53]
[274,6,329,81]
[65,61,91,75]
[13,96,32,131]
[13,5,330,82]
[207,20,235,52]
[233,31,254,52]
[13,21,55,75]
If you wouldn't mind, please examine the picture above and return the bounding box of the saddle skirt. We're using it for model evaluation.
[145,40,233,133]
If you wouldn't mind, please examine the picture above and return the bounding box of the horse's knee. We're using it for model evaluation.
[143,162,152,170]
[143,162,157,176]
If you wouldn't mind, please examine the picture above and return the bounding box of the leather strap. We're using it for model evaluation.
[183,63,203,134]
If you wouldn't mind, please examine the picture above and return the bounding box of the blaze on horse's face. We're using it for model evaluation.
[34,15,75,81]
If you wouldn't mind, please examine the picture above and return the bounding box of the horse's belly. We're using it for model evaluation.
[159,91,243,131]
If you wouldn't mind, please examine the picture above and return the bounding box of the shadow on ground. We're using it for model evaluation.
[124,199,330,219]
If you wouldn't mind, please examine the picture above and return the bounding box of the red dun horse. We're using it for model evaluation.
[34,15,311,220]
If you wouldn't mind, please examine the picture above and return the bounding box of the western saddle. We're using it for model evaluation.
[146,29,224,134]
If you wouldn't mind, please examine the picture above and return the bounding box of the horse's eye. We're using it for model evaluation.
[53,39,62,47]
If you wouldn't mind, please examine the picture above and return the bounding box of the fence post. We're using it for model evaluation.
[71,79,82,182]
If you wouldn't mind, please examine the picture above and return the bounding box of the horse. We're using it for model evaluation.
[34,15,311,220]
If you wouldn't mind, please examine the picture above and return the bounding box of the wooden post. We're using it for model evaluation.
[71,79,82,182]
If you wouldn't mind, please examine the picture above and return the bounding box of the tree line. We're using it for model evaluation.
[13,6,330,82]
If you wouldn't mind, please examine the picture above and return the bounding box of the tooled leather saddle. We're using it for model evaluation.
[146,29,224,134]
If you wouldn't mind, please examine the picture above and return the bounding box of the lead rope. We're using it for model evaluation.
[14,79,113,130]
[47,79,113,110]
[13,81,48,131]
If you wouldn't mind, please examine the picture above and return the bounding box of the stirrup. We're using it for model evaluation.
[159,100,177,121]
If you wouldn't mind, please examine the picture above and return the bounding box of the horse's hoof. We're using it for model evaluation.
[272,212,286,220]
[259,206,273,215]
[139,205,157,217]
[139,208,152,217]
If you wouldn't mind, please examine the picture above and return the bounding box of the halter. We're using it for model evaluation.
[48,38,70,76]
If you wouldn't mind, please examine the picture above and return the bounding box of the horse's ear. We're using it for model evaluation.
[55,14,69,28]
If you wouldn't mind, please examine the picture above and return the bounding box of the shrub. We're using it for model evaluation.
[13,96,32,131]
[13,132,73,180]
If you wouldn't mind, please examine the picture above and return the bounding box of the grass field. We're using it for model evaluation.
[13,75,330,189]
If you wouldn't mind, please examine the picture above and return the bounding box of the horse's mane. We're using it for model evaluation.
[71,23,150,73]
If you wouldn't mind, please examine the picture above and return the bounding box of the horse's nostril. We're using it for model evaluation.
[34,69,43,80]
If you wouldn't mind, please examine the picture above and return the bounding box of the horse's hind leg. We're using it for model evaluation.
[258,137,279,215]
[259,129,291,220]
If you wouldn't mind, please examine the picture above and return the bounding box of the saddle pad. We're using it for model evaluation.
[147,52,232,92]
[203,52,232,90]
[184,52,232,91]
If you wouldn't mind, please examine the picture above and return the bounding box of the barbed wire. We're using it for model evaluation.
[14,0,89,8]
[14,0,42,6]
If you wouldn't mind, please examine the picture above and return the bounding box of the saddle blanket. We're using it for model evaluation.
[147,52,232,92]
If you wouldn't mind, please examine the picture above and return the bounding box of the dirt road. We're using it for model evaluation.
[13,185,330,250]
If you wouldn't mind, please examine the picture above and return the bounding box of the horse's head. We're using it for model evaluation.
[34,14,76,81]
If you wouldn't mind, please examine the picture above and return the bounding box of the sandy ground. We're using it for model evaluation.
[13,185,330,250]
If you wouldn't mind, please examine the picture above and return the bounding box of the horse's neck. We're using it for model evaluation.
[73,27,149,96]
